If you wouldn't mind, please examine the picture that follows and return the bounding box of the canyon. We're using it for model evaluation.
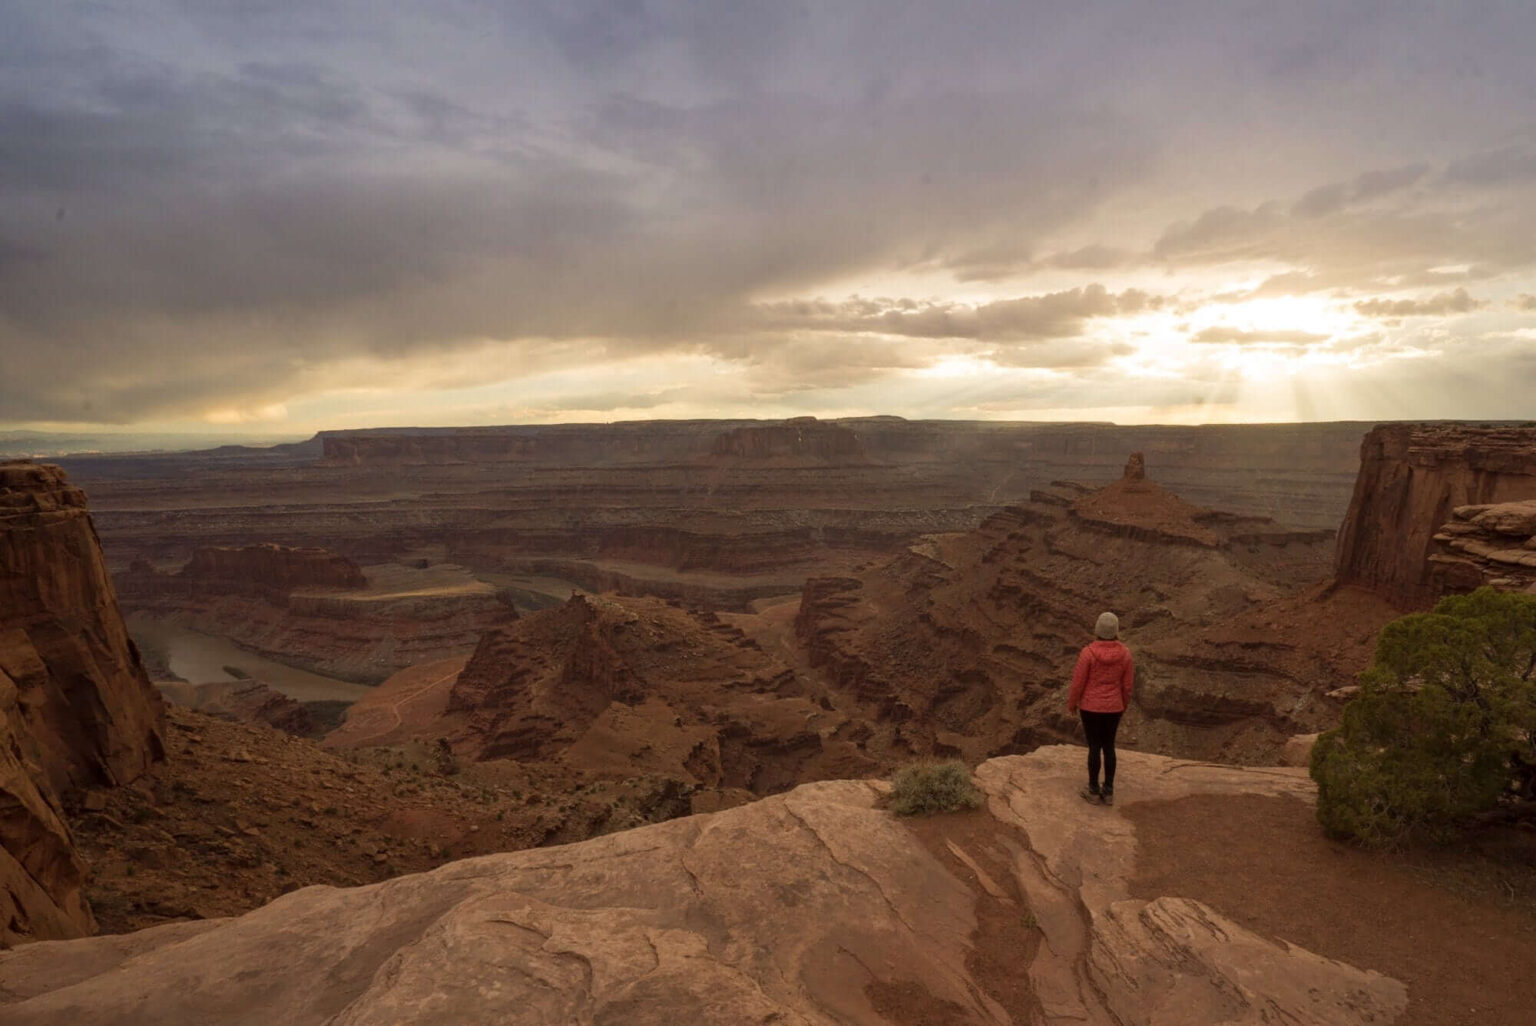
[4,419,1536,1023]
[65,420,1369,614]
[0,463,164,946]
[120,544,515,684]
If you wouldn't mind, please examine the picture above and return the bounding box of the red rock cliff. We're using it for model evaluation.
[710,418,866,461]
[1,462,166,946]
[1334,424,1536,608]
[1430,499,1536,596]
[180,544,366,594]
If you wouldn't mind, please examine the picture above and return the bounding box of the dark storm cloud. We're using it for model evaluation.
[3,1,1536,424]
[3,2,1169,422]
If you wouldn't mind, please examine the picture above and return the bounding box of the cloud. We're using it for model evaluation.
[1291,162,1428,217]
[1444,144,1536,187]
[755,285,1163,342]
[1149,180,1536,311]
[1190,327,1330,345]
[3,2,1536,426]
[1511,293,1536,311]
[1039,244,1135,270]
[1352,288,1487,318]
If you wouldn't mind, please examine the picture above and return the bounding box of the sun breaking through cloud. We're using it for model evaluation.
[2,1,1535,434]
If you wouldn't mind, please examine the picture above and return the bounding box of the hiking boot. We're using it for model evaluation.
[1080,785,1101,803]
[1100,788,1114,806]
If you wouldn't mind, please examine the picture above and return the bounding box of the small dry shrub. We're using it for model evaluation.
[889,760,984,816]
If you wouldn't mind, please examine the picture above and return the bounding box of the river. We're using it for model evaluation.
[126,614,374,703]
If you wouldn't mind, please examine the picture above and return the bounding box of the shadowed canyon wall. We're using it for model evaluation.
[0,462,165,947]
[1334,424,1536,608]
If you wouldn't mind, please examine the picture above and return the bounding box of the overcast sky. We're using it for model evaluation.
[3,1,1535,434]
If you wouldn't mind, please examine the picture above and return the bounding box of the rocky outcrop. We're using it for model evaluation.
[709,416,866,461]
[1430,499,1536,595]
[155,681,315,736]
[795,467,1356,766]
[178,544,365,598]
[0,462,165,947]
[0,747,1406,1025]
[441,593,874,792]
[1334,424,1536,608]
[1070,452,1222,547]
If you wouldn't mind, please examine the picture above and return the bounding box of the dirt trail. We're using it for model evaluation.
[323,657,467,748]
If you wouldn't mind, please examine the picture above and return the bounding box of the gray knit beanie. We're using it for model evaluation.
[1094,611,1120,640]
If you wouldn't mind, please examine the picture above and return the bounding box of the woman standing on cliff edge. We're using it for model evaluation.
[1068,612,1135,805]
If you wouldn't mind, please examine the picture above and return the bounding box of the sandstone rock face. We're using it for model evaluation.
[709,416,866,461]
[0,462,165,947]
[795,466,1360,766]
[1335,424,1536,608]
[71,421,1369,628]
[1069,452,1232,547]
[155,681,315,736]
[179,544,367,596]
[0,747,1405,1025]
[1430,499,1536,595]
[977,748,1405,1025]
[440,594,875,792]
[1122,450,1147,481]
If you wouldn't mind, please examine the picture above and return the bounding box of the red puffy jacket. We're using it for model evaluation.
[1068,640,1134,713]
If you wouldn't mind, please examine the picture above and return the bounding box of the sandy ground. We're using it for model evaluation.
[1127,793,1536,1026]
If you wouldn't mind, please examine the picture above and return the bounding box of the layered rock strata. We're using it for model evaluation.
[67,421,1371,625]
[154,681,315,737]
[0,462,165,947]
[438,593,875,792]
[121,556,514,684]
[709,416,866,461]
[1335,424,1536,608]
[0,747,1406,1025]
[795,458,1363,765]
[1430,499,1536,595]
[177,544,366,597]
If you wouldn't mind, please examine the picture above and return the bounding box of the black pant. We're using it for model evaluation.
[1080,710,1123,791]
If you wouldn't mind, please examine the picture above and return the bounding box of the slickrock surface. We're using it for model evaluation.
[0,747,1407,1026]
[0,462,165,946]
[1335,424,1536,608]
[976,748,1405,1025]
[1430,498,1536,595]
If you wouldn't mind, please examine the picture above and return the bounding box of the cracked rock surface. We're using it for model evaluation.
[0,748,1406,1025]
